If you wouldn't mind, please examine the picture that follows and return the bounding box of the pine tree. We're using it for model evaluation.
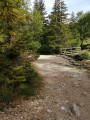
[33,0,39,11]
[77,12,90,48]
[69,11,80,47]
[48,0,73,51]
[60,0,68,23]
[0,0,27,45]
[51,0,68,23]
[70,11,76,23]
[38,0,46,17]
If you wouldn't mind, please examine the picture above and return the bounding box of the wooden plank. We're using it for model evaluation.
[60,47,81,55]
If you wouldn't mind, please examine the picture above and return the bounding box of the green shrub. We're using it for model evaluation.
[28,41,41,52]
[0,54,13,73]
[39,44,55,54]
[0,84,14,105]
[0,51,41,107]
[24,62,38,83]
[80,51,90,60]
[82,44,90,49]
[74,51,90,61]
[20,86,35,97]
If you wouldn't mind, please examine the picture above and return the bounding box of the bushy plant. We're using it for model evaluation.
[74,51,90,61]
[39,44,55,54]
[0,58,40,106]
[80,51,90,60]
[28,41,41,52]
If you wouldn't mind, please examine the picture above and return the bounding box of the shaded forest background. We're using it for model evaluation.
[0,0,90,107]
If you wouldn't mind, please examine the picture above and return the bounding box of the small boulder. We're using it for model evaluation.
[71,104,80,116]
[77,103,85,107]
[82,92,87,96]
[47,109,52,113]
[61,106,66,111]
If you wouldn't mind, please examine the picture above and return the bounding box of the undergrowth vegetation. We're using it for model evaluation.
[73,51,90,61]
[0,51,42,110]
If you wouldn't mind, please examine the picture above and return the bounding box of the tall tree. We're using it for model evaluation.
[48,0,72,51]
[60,0,68,23]
[77,11,90,48]
[33,0,39,11]
[51,0,68,23]
[70,11,76,23]
[38,0,46,17]
[69,11,80,47]
[0,0,27,46]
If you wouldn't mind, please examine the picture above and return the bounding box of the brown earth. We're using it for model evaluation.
[0,55,90,120]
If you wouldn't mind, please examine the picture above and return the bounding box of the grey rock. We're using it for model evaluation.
[20,116,23,119]
[77,103,85,107]
[37,106,43,111]
[70,60,75,63]
[82,92,87,96]
[47,109,52,113]
[73,82,78,85]
[67,57,72,60]
[74,63,79,66]
[71,104,80,116]
[65,64,70,66]
[61,106,66,111]
[57,118,63,120]
[70,75,77,78]
[73,82,79,87]
[65,100,69,103]
[36,95,40,99]
[75,84,79,87]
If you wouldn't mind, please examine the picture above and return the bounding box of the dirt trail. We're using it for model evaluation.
[0,55,90,120]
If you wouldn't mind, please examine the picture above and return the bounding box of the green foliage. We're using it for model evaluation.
[82,44,90,49]
[0,54,12,72]
[23,62,38,83]
[19,75,42,98]
[74,51,90,61]
[0,0,43,107]
[0,55,39,105]
[28,41,41,51]
[39,44,55,54]
[38,0,46,18]
[77,11,90,48]
[19,85,35,97]
[33,0,46,17]
[47,0,73,52]
[31,10,43,41]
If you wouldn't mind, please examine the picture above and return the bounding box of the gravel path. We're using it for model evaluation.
[0,55,90,120]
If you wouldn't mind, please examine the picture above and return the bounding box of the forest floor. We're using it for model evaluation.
[0,55,90,120]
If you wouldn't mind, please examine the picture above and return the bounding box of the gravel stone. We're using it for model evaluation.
[71,104,80,116]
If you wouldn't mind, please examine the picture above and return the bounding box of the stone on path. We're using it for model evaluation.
[71,104,80,116]
[61,106,66,111]
[82,92,87,96]
[47,109,52,113]
[77,103,85,107]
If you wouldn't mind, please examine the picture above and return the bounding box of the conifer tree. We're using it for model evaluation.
[38,0,46,17]
[77,12,90,48]
[48,0,73,51]
[51,0,68,23]
[70,11,76,23]
[33,0,39,11]
[0,0,27,46]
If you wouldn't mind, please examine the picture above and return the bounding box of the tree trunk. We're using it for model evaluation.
[81,40,83,50]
